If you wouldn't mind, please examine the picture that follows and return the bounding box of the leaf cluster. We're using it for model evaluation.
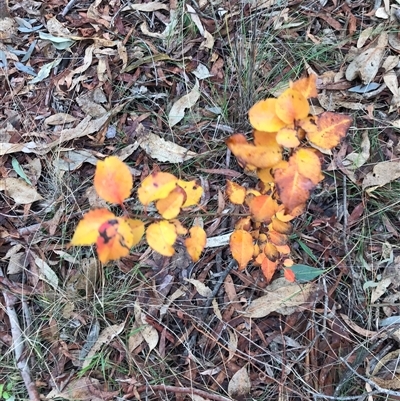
[225,75,352,281]
[70,75,352,283]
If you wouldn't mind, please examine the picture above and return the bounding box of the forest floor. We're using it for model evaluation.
[2,0,400,400]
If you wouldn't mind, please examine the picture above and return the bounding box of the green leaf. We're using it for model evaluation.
[290,264,325,282]
[11,157,32,185]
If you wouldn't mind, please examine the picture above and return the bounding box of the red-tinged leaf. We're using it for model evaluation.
[300,112,352,151]
[275,208,296,222]
[267,230,288,246]
[283,268,296,282]
[146,221,177,256]
[94,156,133,204]
[261,258,277,283]
[226,180,247,205]
[156,186,186,219]
[185,226,206,262]
[230,230,254,270]
[96,217,144,264]
[273,149,324,212]
[177,179,203,207]
[254,251,266,265]
[247,195,279,223]
[71,209,116,246]
[290,74,318,99]
[138,172,178,206]
[276,88,309,125]
[248,99,286,132]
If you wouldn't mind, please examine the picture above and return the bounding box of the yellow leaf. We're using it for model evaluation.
[146,221,177,256]
[248,99,286,132]
[70,209,115,246]
[138,172,178,205]
[185,226,206,262]
[226,180,246,205]
[230,230,254,270]
[276,127,300,148]
[276,88,309,124]
[94,156,133,204]
[156,186,186,219]
[177,179,203,207]
[226,134,282,170]
[290,74,318,99]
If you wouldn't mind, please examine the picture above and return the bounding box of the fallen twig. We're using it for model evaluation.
[0,268,40,401]
[134,384,232,401]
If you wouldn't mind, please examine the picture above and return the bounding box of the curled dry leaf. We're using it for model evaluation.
[138,132,198,163]
[94,156,133,204]
[0,177,43,204]
[168,80,201,127]
[243,278,315,318]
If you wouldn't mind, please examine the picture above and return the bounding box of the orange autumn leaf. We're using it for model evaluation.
[271,217,292,235]
[235,217,252,231]
[276,244,291,254]
[138,172,178,205]
[185,226,206,262]
[275,208,297,222]
[273,149,323,212]
[247,194,279,223]
[171,219,188,236]
[253,243,261,258]
[267,230,288,246]
[290,74,318,99]
[254,251,266,265]
[283,258,294,267]
[94,156,133,204]
[71,209,116,246]
[264,242,279,262]
[96,218,144,264]
[283,268,296,282]
[146,221,177,256]
[261,258,277,283]
[226,180,246,205]
[275,88,309,125]
[300,112,352,151]
[177,179,203,207]
[276,127,300,148]
[248,99,286,132]
[253,130,278,147]
[156,186,186,219]
[230,229,254,270]
[257,168,274,187]
[226,134,282,170]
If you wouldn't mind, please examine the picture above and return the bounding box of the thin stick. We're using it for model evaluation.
[61,0,78,17]
[135,384,232,401]
[0,268,40,401]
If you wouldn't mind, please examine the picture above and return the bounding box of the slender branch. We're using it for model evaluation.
[60,0,78,17]
[135,384,232,401]
[0,268,40,401]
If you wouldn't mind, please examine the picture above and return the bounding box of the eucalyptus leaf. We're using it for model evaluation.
[11,158,32,185]
[289,264,325,282]
[29,58,61,84]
